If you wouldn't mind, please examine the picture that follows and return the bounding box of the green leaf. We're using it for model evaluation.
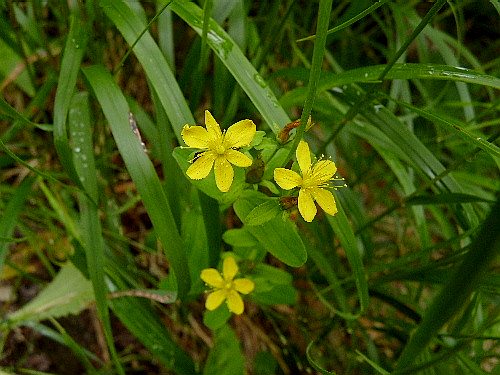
[70,92,123,374]
[251,264,297,305]
[203,306,232,331]
[279,63,500,109]
[169,0,290,133]
[203,325,245,375]
[53,15,89,188]
[100,0,195,142]
[233,190,307,267]
[3,263,94,328]
[244,199,281,226]
[223,228,260,248]
[82,65,190,298]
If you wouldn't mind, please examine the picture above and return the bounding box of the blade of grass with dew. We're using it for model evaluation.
[168,0,291,134]
[53,14,89,189]
[69,91,124,375]
[99,0,194,141]
[187,0,212,110]
[404,9,475,122]
[278,64,500,108]
[385,97,500,161]
[82,65,191,298]
[378,0,447,81]
[394,199,500,371]
[0,176,34,275]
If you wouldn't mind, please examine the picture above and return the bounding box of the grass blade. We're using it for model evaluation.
[69,92,124,375]
[169,0,291,133]
[394,199,500,371]
[82,65,191,298]
[100,0,194,141]
[53,15,89,187]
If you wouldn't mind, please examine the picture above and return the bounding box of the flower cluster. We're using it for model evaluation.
[186,111,345,315]
[182,111,341,223]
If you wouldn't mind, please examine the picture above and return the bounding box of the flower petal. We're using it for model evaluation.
[226,290,244,315]
[225,149,252,167]
[233,278,255,294]
[200,268,225,288]
[186,152,215,180]
[274,168,302,190]
[311,159,337,184]
[298,188,317,222]
[205,110,222,142]
[223,119,256,148]
[205,289,226,311]
[296,140,312,174]
[310,188,338,216]
[214,157,234,192]
[181,125,209,148]
[223,256,238,281]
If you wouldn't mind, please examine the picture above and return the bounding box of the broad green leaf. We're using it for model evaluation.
[244,199,281,226]
[223,228,260,248]
[203,306,232,331]
[203,325,245,375]
[233,190,307,267]
[3,263,94,328]
[251,264,297,305]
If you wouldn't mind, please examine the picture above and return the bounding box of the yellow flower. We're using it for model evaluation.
[200,256,254,315]
[274,140,338,222]
[181,110,256,192]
